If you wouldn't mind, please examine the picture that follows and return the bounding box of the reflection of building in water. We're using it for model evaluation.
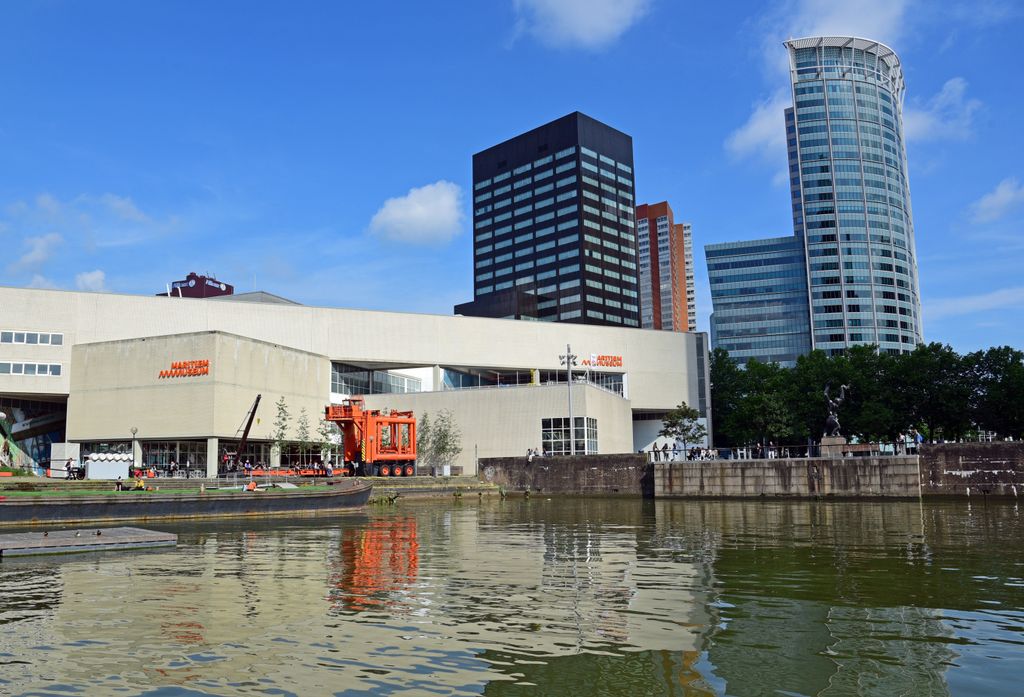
[328,517,419,612]
[663,500,958,697]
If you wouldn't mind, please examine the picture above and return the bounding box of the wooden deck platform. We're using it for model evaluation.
[0,527,177,557]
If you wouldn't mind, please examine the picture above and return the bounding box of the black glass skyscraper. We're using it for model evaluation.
[455,112,640,327]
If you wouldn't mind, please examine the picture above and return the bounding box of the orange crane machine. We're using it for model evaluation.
[324,398,417,477]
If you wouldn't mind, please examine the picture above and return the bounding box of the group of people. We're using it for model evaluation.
[647,443,719,462]
[526,447,543,462]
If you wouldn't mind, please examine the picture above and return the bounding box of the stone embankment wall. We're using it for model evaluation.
[654,456,921,498]
[920,442,1024,496]
[477,454,653,497]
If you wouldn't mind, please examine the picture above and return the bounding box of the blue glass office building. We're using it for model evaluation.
[706,237,811,367]
[786,36,922,355]
[706,37,923,366]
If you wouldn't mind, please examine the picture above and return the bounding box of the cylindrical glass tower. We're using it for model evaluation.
[784,36,922,355]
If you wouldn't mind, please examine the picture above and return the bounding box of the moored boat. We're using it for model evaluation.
[0,480,372,526]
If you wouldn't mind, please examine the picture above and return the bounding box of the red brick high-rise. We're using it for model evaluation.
[635,202,695,332]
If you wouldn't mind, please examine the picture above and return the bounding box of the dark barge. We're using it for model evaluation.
[0,481,372,526]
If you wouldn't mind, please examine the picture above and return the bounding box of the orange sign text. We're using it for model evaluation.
[582,355,623,368]
[160,359,210,378]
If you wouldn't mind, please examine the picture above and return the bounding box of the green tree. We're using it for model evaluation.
[969,346,1024,439]
[272,396,291,465]
[296,407,311,466]
[316,418,337,466]
[709,348,744,447]
[432,409,462,471]
[659,401,707,452]
[417,412,434,472]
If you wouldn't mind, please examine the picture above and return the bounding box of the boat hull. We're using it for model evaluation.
[0,482,373,526]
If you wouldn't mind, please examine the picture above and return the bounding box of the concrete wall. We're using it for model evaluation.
[0,286,708,414]
[478,454,653,496]
[363,383,634,476]
[67,332,329,443]
[654,456,921,498]
[920,441,1024,496]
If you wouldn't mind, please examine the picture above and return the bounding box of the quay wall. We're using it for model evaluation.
[654,456,921,498]
[478,455,653,497]
[920,442,1024,496]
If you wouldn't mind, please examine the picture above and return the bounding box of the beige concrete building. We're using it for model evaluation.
[0,285,711,476]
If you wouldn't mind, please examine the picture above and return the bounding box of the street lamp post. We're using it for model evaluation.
[130,427,138,470]
[559,344,578,456]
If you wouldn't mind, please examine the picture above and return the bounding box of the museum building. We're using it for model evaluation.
[0,285,711,476]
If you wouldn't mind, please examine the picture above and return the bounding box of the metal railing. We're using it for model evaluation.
[645,441,922,463]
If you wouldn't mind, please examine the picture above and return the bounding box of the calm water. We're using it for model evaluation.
[1,498,1022,696]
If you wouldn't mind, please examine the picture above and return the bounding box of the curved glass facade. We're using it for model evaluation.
[785,37,922,355]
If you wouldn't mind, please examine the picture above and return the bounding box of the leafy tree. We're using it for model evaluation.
[969,346,1024,439]
[709,348,744,447]
[432,409,462,470]
[316,418,338,465]
[296,407,311,466]
[272,396,291,465]
[417,412,434,472]
[659,401,707,451]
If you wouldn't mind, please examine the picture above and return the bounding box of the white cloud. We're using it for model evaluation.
[95,194,150,223]
[512,0,650,49]
[14,232,63,269]
[27,274,57,289]
[725,89,790,162]
[970,178,1024,224]
[928,287,1024,320]
[903,77,981,142]
[784,0,912,46]
[75,269,107,292]
[369,180,464,245]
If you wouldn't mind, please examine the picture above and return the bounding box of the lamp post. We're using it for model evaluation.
[130,427,138,470]
[559,344,578,456]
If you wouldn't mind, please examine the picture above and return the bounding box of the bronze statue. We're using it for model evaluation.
[824,383,849,438]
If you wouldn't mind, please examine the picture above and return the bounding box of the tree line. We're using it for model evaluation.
[711,343,1024,447]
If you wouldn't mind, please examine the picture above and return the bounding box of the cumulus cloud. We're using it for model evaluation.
[14,233,63,269]
[928,287,1024,320]
[75,269,107,292]
[903,77,981,142]
[27,274,57,289]
[369,180,464,245]
[970,178,1024,224]
[725,89,790,162]
[512,0,650,49]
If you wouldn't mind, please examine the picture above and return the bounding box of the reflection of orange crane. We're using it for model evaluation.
[324,398,416,476]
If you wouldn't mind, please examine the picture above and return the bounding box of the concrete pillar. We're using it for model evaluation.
[432,364,443,391]
[206,437,218,478]
[271,444,281,467]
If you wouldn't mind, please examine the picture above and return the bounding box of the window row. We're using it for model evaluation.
[0,331,64,345]
[0,361,62,376]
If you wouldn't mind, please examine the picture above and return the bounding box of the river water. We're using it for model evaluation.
[0,498,1021,696]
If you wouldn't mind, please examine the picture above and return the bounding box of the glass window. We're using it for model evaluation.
[14,332,25,343]
[51,334,64,346]
[24,364,36,375]
[0,332,11,343]
[0,362,9,374]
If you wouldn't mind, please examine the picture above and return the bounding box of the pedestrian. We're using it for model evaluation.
[661,442,670,461]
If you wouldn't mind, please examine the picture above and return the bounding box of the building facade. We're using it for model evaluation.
[636,202,696,332]
[454,112,641,327]
[705,236,812,367]
[706,36,923,365]
[785,36,922,355]
[0,286,711,476]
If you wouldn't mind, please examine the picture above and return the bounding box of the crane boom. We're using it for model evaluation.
[236,394,261,465]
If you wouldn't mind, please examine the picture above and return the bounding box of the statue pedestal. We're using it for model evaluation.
[820,436,847,458]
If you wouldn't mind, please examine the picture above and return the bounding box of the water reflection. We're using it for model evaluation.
[0,499,1019,696]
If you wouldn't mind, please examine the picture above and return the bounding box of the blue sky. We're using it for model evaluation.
[2,0,1022,352]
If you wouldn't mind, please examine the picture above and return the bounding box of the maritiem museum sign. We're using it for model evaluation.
[159,359,210,379]
[582,354,623,368]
